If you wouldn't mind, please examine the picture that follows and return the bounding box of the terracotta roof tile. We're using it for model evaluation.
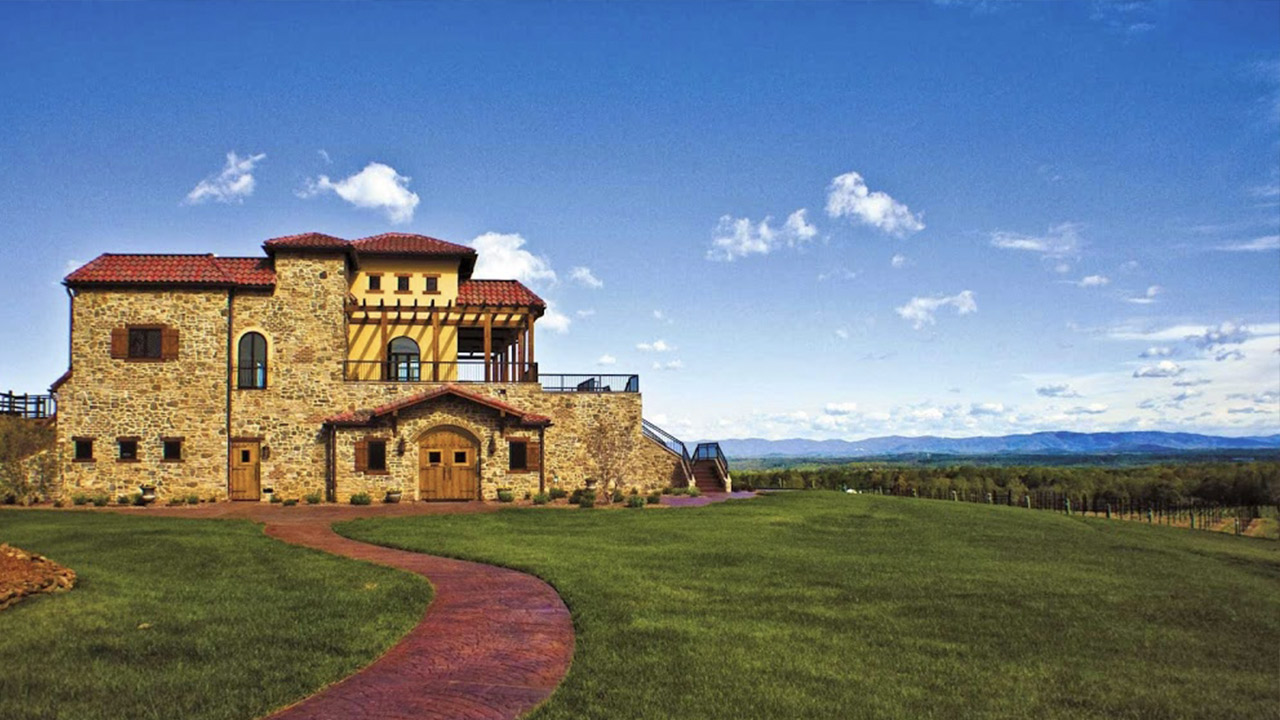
[458,279,545,308]
[325,384,552,427]
[350,233,476,256]
[212,257,275,287]
[66,254,235,287]
[262,232,348,251]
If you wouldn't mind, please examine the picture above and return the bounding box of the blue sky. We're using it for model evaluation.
[1,1,1277,441]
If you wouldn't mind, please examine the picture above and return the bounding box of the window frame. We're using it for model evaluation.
[423,275,440,294]
[367,439,388,473]
[508,439,529,472]
[117,436,140,463]
[394,274,412,294]
[127,325,164,361]
[236,331,269,390]
[367,273,383,293]
[161,437,184,463]
[73,437,95,463]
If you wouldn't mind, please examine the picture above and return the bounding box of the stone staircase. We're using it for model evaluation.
[642,419,730,492]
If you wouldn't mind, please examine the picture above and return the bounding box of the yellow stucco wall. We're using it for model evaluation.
[346,322,460,380]
[349,257,459,304]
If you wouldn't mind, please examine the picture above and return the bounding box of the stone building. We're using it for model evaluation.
[53,232,728,502]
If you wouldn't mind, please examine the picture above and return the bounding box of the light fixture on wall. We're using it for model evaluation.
[488,433,497,457]
[396,438,406,456]
[261,446,271,460]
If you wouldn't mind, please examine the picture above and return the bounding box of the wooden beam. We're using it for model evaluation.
[430,300,440,382]
[483,310,492,383]
[527,315,535,371]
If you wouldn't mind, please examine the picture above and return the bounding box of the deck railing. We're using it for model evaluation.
[540,374,639,393]
[0,392,55,419]
[342,360,535,383]
[693,442,730,488]
[643,418,694,485]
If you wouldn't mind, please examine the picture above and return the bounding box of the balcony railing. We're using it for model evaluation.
[343,360,536,383]
[0,392,55,419]
[540,374,639,393]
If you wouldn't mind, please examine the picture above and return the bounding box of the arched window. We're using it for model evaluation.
[387,337,420,382]
[237,332,268,389]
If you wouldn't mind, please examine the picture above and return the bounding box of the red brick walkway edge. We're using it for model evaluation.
[262,521,573,720]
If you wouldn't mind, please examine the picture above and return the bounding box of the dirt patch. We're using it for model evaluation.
[0,543,76,611]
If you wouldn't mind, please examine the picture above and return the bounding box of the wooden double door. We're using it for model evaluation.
[229,440,261,501]
[419,428,479,501]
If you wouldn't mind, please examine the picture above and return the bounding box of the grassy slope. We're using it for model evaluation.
[340,493,1280,720]
[0,511,431,720]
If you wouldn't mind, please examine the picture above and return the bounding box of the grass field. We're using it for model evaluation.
[340,492,1280,720]
[0,511,431,720]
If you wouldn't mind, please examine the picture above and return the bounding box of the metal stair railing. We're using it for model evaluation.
[642,418,694,486]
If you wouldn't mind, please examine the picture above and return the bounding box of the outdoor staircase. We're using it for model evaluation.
[641,419,731,492]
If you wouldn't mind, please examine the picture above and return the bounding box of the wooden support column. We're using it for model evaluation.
[517,319,527,381]
[378,299,388,381]
[527,315,536,380]
[483,310,492,383]
[430,302,440,382]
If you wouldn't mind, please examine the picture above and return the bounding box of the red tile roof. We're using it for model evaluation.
[458,279,546,308]
[262,232,348,251]
[325,384,552,427]
[65,254,262,287]
[212,257,275,287]
[350,233,476,256]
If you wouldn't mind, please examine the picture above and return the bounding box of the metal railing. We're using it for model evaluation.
[342,360,536,383]
[540,374,640,393]
[643,418,694,486]
[693,442,730,488]
[0,392,55,419]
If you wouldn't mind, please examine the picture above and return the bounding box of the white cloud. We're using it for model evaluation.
[1078,274,1109,287]
[890,253,910,269]
[825,171,924,235]
[1172,378,1212,387]
[824,402,859,415]
[185,151,265,205]
[469,232,557,285]
[1215,349,1246,362]
[652,360,684,371]
[576,309,596,318]
[540,303,571,334]
[1188,321,1251,349]
[895,290,977,330]
[596,354,616,366]
[1036,384,1081,398]
[1126,285,1162,305]
[317,149,332,164]
[653,310,674,324]
[1139,346,1173,358]
[569,266,603,289]
[1133,361,1185,378]
[1214,235,1280,252]
[989,222,1081,257]
[299,162,420,223]
[834,328,850,340]
[637,339,675,352]
[707,208,817,261]
[970,402,1005,416]
[1064,404,1108,415]
[817,267,859,281]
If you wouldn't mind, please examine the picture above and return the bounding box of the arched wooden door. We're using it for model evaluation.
[419,427,480,500]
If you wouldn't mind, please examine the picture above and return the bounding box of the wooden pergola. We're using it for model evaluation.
[345,296,541,382]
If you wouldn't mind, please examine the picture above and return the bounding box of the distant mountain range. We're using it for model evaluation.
[710,431,1280,458]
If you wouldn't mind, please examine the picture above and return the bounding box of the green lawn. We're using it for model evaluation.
[0,511,431,720]
[339,492,1280,720]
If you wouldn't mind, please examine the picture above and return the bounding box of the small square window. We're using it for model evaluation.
[241,449,251,463]
[396,275,410,292]
[424,276,439,293]
[368,275,382,291]
[74,439,94,462]
[453,450,468,465]
[128,328,162,359]
[162,439,183,462]
[368,440,387,472]
[428,450,442,465]
[118,438,138,461]
[508,441,528,471]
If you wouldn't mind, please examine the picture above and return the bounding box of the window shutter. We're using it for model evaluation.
[354,439,369,472]
[110,328,128,359]
[161,326,180,360]
[527,442,542,472]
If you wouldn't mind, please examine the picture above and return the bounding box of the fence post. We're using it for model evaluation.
[1025,495,1031,510]
[1105,504,1111,520]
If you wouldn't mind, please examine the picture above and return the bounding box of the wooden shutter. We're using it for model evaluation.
[161,326,180,360]
[110,328,128,359]
[354,439,369,472]
[527,442,542,472]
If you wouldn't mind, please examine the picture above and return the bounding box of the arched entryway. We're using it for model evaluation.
[418,426,480,500]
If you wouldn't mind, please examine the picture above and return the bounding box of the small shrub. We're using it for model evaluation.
[630,487,640,495]
[283,498,298,507]
[207,496,219,503]
[269,494,282,504]
[687,487,702,498]
[92,495,109,507]
[549,487,567,500]
[532,492,550,505]
[524,491,532,500]
[646,492,661,505]
[569,488,584,505]
[71,493,89,506]
[130,493,146,507]
[166,498,184,507]
[117,495,131,505]
[186,494,200,505]
[578,492,596,509]
[661,487,674,495]
[668,487,687,497]
[626,495,645,508]
[52,499,64,508]
[349,492,372,506]
[610,489,624,504]
[497,489,515,503]
[304,492,322,505]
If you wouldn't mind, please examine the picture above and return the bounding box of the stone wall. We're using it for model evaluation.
[57,288,231,500]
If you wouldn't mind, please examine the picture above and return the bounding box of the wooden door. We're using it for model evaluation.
[229,440,261,501]
[418,428,479,500]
